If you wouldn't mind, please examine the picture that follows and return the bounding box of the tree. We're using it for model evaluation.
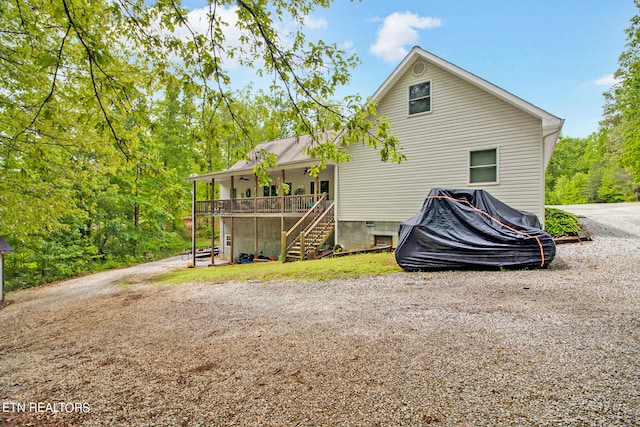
[3,0,405,287]
[602,0,640,184]
[545,129,636,204]
[0,0,147,241]
[1,0,403,241]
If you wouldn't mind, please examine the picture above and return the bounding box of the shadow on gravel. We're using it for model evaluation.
[581,217,638,239]
[547,257,571,271]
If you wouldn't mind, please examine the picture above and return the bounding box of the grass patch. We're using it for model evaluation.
[115,279,135,289]
[155,252,402,285]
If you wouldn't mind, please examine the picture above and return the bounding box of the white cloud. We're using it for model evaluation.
[174,5,240,42]
[170,5,244,69]
[369,11,442,63]
[304,15,328,30]
[592,73,621,88]
[339,40,355,53]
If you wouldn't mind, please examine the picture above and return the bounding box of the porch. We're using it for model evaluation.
[195,194,321,217]
[188,157,336,265]
[191,192,334,264]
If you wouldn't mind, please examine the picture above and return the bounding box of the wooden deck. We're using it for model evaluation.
[195,194,322,217]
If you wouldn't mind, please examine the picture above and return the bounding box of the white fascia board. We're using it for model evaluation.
[371,46,563,130]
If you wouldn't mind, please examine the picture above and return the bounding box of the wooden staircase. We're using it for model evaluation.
[282,194,335,262]
[286,209,335,261]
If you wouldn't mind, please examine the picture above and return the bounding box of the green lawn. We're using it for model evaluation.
[154,252,402,285]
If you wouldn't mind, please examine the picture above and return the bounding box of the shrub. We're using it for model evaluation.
[545,207,580,237]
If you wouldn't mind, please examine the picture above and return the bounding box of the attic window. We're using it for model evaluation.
[469,148,498,184]
[409,82,431,115]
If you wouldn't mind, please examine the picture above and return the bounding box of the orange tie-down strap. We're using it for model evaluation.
[425,195,546,267]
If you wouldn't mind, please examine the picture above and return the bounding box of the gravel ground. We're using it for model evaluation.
[0,203,639,426]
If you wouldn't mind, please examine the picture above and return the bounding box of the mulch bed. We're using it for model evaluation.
[553,217,592,245]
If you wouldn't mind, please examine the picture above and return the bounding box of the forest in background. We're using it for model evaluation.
[546,131,638,205]
[547,2,640,205]
[4,84,297,288]
[1,1,639,289]
[1,0,402,289]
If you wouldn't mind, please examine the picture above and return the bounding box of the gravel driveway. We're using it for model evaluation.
[1,203,639,426]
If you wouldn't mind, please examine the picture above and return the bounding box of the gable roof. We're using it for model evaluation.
[188,133,328,182]
[189,46,564,183]
[372,46,564,166]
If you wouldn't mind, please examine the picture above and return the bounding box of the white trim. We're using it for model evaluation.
[539,122,547,226]
[371,47,563,166]
[408,80,432,116]
[468,147,500,185]
[334,163,339,244]
[372,47,561,124]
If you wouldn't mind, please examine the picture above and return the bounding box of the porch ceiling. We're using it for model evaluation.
[187,160,325,183]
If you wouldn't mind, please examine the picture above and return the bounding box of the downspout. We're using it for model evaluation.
[540,123,546,227]
[540,119,565,227]
[542,119,565,170]
[334,163,339,246]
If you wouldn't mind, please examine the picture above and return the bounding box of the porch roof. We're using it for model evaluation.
[188,132,335,182]
[0,237,13,254]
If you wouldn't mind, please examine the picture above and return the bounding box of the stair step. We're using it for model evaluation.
[285,213,335,261]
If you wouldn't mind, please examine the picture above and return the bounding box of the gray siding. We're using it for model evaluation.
[337,60,545,224]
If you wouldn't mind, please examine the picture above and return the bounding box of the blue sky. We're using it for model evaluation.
[183,0,637,138]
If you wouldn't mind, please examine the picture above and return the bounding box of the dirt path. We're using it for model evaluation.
[0,203,638,426]
[1,256,190,313]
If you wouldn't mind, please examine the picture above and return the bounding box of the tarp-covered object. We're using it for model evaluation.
[395,189,556,270]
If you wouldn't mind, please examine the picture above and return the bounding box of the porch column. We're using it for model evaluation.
[230,176,235,262]
[314,176,319,203]
[253,174,258,213]
[210,178,215,267]
[280,170,285,232]
[254,174,259,257]
[191,180,197,265]
[0,253,3,301]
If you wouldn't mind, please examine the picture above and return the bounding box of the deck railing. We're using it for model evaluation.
[195,194,322,216]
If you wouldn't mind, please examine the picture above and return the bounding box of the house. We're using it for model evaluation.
[187,46,564,263]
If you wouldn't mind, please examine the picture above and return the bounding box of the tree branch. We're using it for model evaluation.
[61,0,132,160]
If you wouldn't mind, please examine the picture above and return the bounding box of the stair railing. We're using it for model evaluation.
[283,193,327,255]
[304,202,335,251]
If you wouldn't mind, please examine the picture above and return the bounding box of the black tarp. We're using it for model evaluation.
[395,189,556,271]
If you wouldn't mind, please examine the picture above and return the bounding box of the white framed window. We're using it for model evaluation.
[225,234,231,247]
[469,148,498,184]
[409,81,431,115]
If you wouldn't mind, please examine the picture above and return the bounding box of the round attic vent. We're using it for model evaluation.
[412,61,426,76]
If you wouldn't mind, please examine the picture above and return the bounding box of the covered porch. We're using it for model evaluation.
[188,163,335,264]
